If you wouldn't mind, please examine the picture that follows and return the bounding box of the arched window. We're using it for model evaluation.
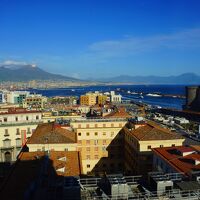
[3,138,11,148]
[4,151,11,162]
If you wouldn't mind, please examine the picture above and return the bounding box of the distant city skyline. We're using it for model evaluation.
[1,0,200,78]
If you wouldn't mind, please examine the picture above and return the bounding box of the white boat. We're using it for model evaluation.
[146,93,162,97]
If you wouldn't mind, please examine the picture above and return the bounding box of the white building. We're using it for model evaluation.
[110,91,122,104]
[0,108,42,162]
[6,91,30,104]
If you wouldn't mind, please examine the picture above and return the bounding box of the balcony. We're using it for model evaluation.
[0,120,43,127]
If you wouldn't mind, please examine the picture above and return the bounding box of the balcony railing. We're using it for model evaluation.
[0,120,43,127]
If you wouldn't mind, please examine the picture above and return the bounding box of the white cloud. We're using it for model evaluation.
[0,60,37,67]
[86,28,200,60]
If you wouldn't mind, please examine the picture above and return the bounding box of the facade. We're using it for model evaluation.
[22,94,47,109]
[152,145,200,180]
[0,109,42,162]
[123,121,185,175]
[80,93,97,106]
[110,91,122,104]
[6,91,30,105]
[71,118,127,174]
[27,122,77,152]
[0,91,5,103]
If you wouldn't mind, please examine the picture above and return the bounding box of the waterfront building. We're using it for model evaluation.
[123,121,185,175]
[6,91,30,105]
[0,108,42,162]
[80,93,97,106]
[152,145,200,180]
[110,91,122,104]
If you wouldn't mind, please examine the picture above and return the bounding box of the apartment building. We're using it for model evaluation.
[27,122,77,152]
[6,91,30,104]
[110,91,122,104]
[22,94,47,109]
[152,145,200,180]
[123,121,185,176]
[71,117,128,175]
[0,108,42,162]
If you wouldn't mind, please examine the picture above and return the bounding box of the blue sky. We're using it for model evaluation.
[0,0,200,79]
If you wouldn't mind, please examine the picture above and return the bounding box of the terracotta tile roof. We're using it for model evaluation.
[27,122,76,144]
[104,107,131,119]
[0,151,82,200]
[152,146,200,176]
[124,122,184,141]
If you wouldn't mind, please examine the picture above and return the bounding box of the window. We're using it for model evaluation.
[36,115,39,120]
[86,124,89,128]
[94,155,99,159]
[3,139,11,147]
[111,123,114,127]
[95,132,98,136]
[78,140,82,144]
[4,129,9,136]
[103,132,106,136]
[160,145,163,148]
[86,147,90,151]
[119,123,122,127]
[95,124,98,128]
[111,132,114,137]
[16,128,20,135]
[3,117,7,122]
[78,124,81,128]
[27,127,31,134]
[102,147,106,151]
[78,132,81,136]
[103,140,106,145]
[26,116,29,121]
[94,147,98,151]
[86,155,90,159]
[86,140,90,144]
[103,124,106,127]
[15,117,18,121]
[147,145,151,149]
[87,164,90,168]
[16,138,21,147]
[86,132,90,136]
[172,144,175,147]
[94,140,98,145]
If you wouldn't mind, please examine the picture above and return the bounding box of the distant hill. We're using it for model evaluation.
[0,64,81,82]
[96,73,200,84]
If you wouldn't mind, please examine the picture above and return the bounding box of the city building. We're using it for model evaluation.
[6,91,30,105]
[0,91,5,103]
[0,108,42,162]
[152,145,200,180]
[80,93,97,106]
[110,91,122,104]
[71,117,128,175]
[123,121,185,175]
[27,122,77,152]
[22,94,47,109]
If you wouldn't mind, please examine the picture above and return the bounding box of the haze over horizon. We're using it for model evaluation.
[1,0,200,79]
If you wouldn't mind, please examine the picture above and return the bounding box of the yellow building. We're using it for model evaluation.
[97,94,107,105]
[80,94,97,106]
[123,121,185,176]
[27,122,77,152]
[22,94,47,109]
[71,118,127,175]
[80,92,108,106]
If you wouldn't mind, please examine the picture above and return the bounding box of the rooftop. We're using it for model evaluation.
[124,122,184,141]
[104,107,131,119]
[27,122,76,144]
[152,146,200,176]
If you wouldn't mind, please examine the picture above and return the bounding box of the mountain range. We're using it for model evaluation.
[95,73,200,84]
[0,64,80,82]
[0,64,200,84]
